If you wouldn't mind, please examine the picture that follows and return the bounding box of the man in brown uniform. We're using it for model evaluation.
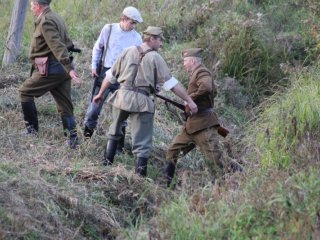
[93,26,198,177]
[19,0,81,148]
[164,48,241,187]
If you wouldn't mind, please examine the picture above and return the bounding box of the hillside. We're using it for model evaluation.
[1,0,320,239]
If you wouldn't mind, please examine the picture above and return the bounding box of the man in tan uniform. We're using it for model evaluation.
[164,48,242,187]
[93,26,198,177]
[19,0,81,148]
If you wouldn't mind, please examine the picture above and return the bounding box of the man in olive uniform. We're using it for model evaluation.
[19,0,81,148]
[164,48,242,187]
[93,26,198,177]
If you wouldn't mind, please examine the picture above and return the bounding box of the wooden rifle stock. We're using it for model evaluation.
[217,126,229,138]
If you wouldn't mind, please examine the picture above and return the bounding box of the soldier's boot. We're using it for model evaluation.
[229,160,244,173]
[116,126,126,154]
[135,157,148,177]
[61,115,79,149]
[21,101,39,134]
[165,162,176,187]
[83,125,94,139]
[103,139,118,165]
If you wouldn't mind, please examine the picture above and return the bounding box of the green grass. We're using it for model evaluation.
[1,0,320,239]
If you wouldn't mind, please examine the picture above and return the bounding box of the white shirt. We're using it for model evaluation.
[91,23,142,69]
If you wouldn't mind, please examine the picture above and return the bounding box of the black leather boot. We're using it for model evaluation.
[103,139,118,165]
[61,115,79,149]
[165,162,176,187]
[21,101,39,134]
[116,126,126,154]
[135,157,148,177]
[83,125,94,139]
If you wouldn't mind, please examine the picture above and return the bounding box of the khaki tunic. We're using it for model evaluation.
[107,45,172,158]
[166,65,228,177]
[108,46,171,113]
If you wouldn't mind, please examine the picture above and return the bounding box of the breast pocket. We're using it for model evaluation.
[31,30,43,50]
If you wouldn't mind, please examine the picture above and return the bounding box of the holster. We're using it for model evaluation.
[34,57,49,77]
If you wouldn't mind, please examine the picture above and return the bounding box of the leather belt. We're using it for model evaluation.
[120,85,150,96]
[198,108,214,114]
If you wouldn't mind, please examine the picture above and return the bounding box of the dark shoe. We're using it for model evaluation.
[135,157,148,177]
[61,115,79,149]
[165,162,176,187]
[103,139,118,165]
[229,160,243,173]
[21,101,38,133]
[83,125,94,138]
[116,126,126,154]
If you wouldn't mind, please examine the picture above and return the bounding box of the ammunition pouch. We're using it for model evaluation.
[34,57,49,77]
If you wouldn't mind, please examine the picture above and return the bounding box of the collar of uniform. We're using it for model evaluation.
[35,7,51,24]
[190,64,202,77]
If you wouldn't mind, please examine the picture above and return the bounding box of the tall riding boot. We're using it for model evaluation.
[116,126,126,154]
[103,139,118,165]
[21,101,39,134]
[61,115,79,149]
[165,162,176,187]
[135,157,148,177]
[83,125,94,139]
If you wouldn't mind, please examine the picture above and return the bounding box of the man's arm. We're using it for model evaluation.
[171,82,198,114]
[92,70,112,103]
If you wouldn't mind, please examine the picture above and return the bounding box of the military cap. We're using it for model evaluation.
[34,0,51,4]
[123,6,143,23]
[143,26,165,40]
[182,48,203,58]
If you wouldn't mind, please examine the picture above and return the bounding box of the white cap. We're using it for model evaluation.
[122,6,143,23]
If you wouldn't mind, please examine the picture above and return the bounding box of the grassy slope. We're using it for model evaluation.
[1,0,320,239]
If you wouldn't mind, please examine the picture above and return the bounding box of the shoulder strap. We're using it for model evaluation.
[132,46,154,81]
[101,24,113,65]
[136,46,154,64]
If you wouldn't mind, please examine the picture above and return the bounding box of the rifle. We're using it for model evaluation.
[155,93,190,121]
[68,44,81,63]
[91,24,113,100]
[90,46,105,100]
[155,93,229,138]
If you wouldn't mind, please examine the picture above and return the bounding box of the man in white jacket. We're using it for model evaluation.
[83,6,143,153]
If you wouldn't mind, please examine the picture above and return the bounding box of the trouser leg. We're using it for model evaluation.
[21,100,39,134]
[61,114,78,149]
[105,107,129,165]
[165,130,195,187]
[130,112,154,177]
[83,71,119,137]
[195,127,226,178]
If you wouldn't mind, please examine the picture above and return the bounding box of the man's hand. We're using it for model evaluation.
[92,68,98,78]
[69,70,82,85]
[92,94,102,103]
[186,100,198,114]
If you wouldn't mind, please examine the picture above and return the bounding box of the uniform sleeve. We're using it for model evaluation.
[189,72,215,99]
[92,24,111,69]
[153,54,172,89]
[41,19,73,73]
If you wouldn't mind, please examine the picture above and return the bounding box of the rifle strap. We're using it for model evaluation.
[101,24,113,67]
